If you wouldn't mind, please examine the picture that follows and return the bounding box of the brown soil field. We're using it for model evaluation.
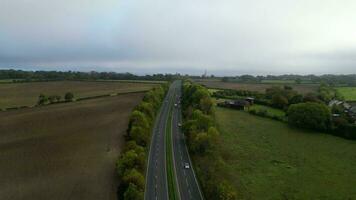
[0,93,144,200]
[0,81,156,108]
[195,80,318,94]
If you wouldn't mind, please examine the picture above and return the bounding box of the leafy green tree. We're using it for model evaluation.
[48,95,58,104]
[64,92,74,102]
[116,150,145,177]
[130,126,150,146]
[124,183,144,200]
[287,102,331,131]
[271,94,288,109]
[128,110,150,135]
[200,96,214,114]
[289,94,304,105]
[191,110,213,131]
[37,94,48,105]
[134,102,155,122]
[122,169,145,189]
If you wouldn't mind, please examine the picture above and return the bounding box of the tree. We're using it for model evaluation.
[271,94,288,109]
[37,94,48,105]
[124,183,144,200]
[200,96,214,114]
[64,92,74,102]
[130,126,150,146]
[289,94,304,105]
[128,111,150,134]
[122,169,145,189]
[116,150,145,177]
[134,102,155,122]
[287,102,331,131]
[48,95,58,104]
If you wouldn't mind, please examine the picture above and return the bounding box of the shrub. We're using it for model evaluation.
[287,102,331,131]
[122,169,145,190]
[124,183,144,200]
[64,92,74,101]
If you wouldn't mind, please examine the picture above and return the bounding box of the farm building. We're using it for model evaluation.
[217,99,251,110]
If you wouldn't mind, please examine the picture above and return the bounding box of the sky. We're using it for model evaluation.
[0,0,356,75]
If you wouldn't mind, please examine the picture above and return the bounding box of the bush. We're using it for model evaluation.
[64,92,74,101]
[287,102,331,131]
[122,169,145,190]
[124,183,144,200]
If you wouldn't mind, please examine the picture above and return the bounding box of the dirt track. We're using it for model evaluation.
[0,93,143,200]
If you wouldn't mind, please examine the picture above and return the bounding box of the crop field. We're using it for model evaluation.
[0,81,156,108]
[336,87,356,101]
[195,80,318,94]
[0,93,144,200]
[213,107,356,199]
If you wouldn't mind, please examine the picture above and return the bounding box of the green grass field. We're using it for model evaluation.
[336,87,356,101]
[0,81,156,108]
[261,80,296,84]
[166,100,178,200]
[195,80,318,94]
[215,107,356,200]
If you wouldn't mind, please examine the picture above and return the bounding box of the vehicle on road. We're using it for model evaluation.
[184,163,190,169]
[174,103,178,107]
[178,123,182,127]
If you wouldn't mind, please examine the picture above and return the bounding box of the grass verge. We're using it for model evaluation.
[166,98,179,200]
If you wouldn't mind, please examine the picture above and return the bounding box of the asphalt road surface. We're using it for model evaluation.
[145,80,203,200]
[145,82,175,200]
[171,81,203,200]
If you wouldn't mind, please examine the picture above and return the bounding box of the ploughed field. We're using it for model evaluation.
[213,107,356,200]
[0,81,157,108]
[0,93,144,200]
[195,80,318,94]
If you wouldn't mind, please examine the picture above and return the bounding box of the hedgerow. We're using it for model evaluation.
[182,81,238,200]
[116,83,169,199]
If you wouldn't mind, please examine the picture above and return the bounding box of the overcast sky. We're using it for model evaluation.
[1,0,356,75]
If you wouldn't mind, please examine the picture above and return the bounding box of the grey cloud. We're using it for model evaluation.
[1,0,356,75]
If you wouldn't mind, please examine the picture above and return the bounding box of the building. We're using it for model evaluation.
[217,99,250,110]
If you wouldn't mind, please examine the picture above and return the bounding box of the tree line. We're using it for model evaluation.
[37,92,74,105]
[116,83,169,199]
[221,74,356,86]
[182,81,238,200]
[0,69,181,82]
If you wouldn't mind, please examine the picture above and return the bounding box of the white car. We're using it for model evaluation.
[178,123,182,127]
[184,162,190,169]
[174,103,178,107]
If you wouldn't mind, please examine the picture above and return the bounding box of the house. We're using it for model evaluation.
[329,100,351,110]
[245,97,255,104]
[329,100,356,123]
[349,105,356,121]
[217,99,250,110]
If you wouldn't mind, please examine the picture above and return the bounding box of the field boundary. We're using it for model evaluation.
[0,90,150,112]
